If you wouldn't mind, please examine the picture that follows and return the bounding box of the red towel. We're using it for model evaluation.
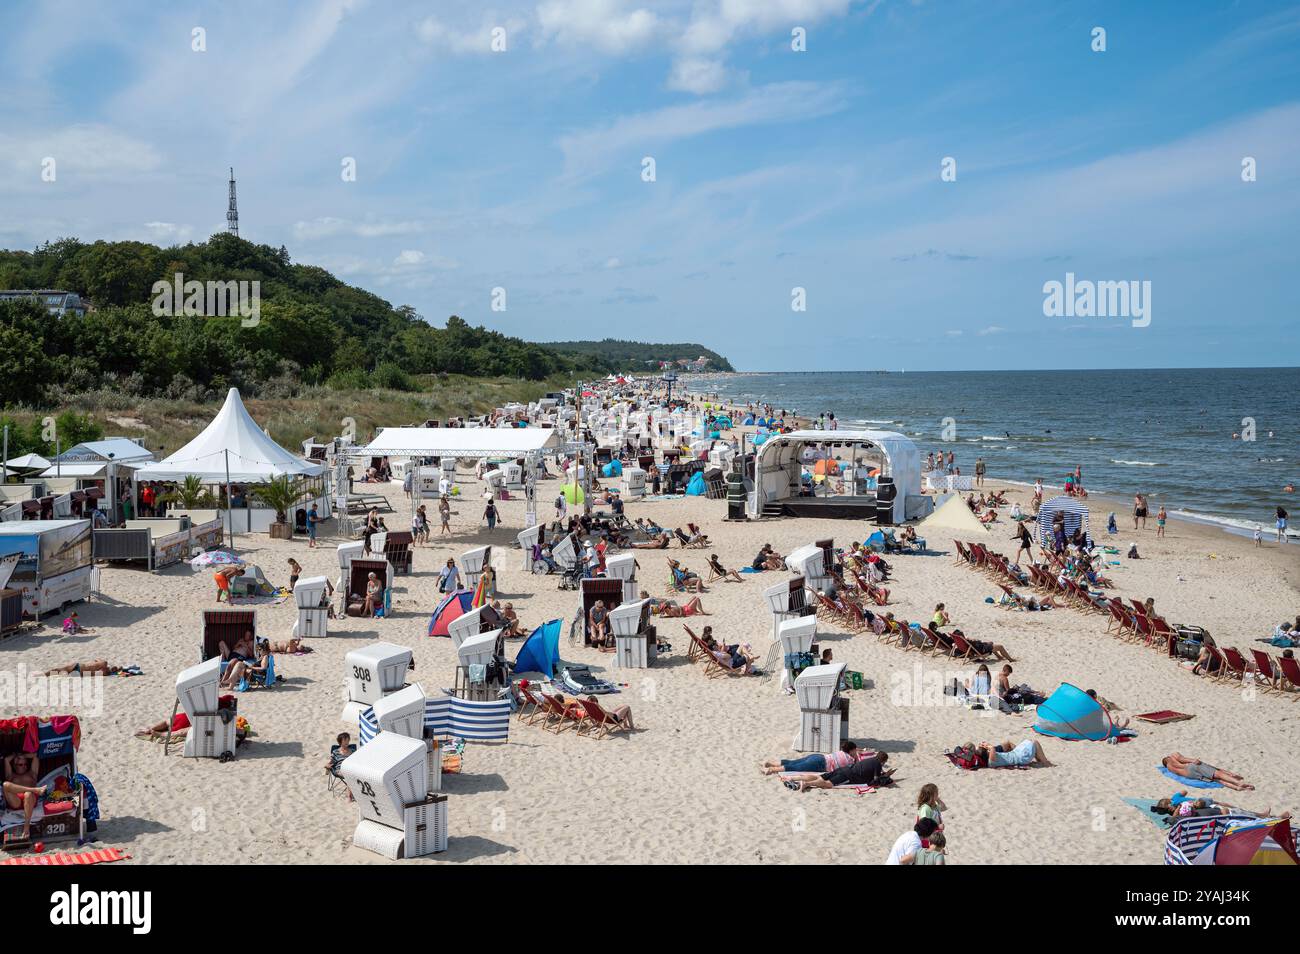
[1,847,129,866]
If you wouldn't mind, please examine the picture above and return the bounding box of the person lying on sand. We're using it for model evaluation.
[762,740,861,775]
[978,738,1053,768]
[641,589,707,617]
[706,553,743,583]
[1152,792,1289,821]
[43,660,139,676]
[264,637,309,654]
[784,751,892,791]
[1161,754,1254,790]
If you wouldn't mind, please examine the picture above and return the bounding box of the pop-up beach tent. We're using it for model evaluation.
[427,589,474,638]
[917,492,991,537]
[1033,683,1113,741]
[513,619,561,677]
[1166,816,1299,865]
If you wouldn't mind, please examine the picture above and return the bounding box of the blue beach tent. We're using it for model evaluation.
[1033,683,1114,741]
[513,619,562,677]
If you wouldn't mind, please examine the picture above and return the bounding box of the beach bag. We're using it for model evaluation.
[948,744,981,771]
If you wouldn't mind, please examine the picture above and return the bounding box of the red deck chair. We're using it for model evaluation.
[1250,650,1280,691]
[1275,655,1300,697]
[1220,647,1250,684]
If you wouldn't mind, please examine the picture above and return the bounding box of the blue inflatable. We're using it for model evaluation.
[601,460,623,478]
[1033,683,1113,741]
[685,472,707,496]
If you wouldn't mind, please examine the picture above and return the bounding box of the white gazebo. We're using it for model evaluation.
[133,388,326,534]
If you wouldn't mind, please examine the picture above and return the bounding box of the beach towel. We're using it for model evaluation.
[1,847,129,866]
[1158,765,1221,788]
[1123,797,1175,830]
[1136,711,1194,724]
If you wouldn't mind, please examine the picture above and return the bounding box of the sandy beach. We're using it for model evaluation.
[2,420,1297,866]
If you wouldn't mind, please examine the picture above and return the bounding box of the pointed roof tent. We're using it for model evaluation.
[5,453,51,471]
[133,389,324,483]
[916,492,991,536]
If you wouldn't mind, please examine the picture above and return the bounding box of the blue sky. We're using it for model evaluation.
[1,0,1298,371]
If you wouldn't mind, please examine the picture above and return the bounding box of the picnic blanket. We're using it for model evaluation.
[1,847,128,866]
[1158,765,1221,788]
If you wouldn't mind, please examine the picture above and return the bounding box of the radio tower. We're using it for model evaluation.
[226,167,239,237]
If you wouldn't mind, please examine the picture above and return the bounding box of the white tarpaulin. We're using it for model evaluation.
[355,426,562,460]
[134,388,324,483]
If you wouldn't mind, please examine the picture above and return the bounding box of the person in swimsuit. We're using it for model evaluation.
[2,753,47,839]
[1156,505,1167,538]
[1133,492,1148,529]
[219,631,255,663]
[1161,753,1254,790]
[43,660,130,676]
[588,600,611,648]
[287,558,301,592]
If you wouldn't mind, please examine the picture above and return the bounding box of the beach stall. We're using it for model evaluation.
[91,515,223,570]
[340,731,447,859]
[0,519,92,617]
[611,597,655,669]
[292,575,331,639]
[132,389,327,537]
[747,429,925,524]
[342,641,414,725]
[580,577,624,642]
[794,663,848,754]
[175,657,239,760]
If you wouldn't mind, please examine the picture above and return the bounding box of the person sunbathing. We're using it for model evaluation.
[1152,792,1289,821]
[630,533,671,549]
[2,753,47,840]
[978,738,1053,768]
[1161,754,1254,790]
[221,643,273,689]
[686,523,710,546]
[751,544,785,571]
[668,559,706,593]
[702,631,758,673]
[219,631,256,663]
[43,660,135,676]
[641,589,707,617]
[761,740,861,775]
[264,637,307,654]
[785,751,892,791]
[493,600,522,637]
[706,553,743,583]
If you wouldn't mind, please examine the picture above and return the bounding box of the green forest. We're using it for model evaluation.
[539,338,733,371]
[0,235,731,409]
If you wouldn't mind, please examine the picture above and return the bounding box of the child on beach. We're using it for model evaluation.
[916,783,946,830]
[1156,505,1167,537]
[915,830,947,865]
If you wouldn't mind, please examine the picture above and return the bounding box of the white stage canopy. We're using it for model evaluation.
[134,388,324,483]
[355,426,563,460]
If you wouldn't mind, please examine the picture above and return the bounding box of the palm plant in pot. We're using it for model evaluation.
[251,475,303,540]
[161,474,212,512]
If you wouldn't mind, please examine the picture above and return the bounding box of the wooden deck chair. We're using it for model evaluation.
[925,624,956,657]
[683,625,709,662]
[515,683,546,724]
[1250,650,1280,692]
[576,696,633,738]
[1104,598,1133,638]
[1220,647,1249,685]
[949,631,993,662]
[953,541,971,566]
[1274,654,1300,697]
[539,692,584,732]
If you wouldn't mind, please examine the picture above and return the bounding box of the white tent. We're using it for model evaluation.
[5,453,50,471]
[917,492,991,536]
[354,426,562,459]
[134,388,324,483]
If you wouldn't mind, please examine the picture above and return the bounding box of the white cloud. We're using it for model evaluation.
[945,329,963,337]
[667,57,731,95]
[557,81,848,177]
[537,0,664,55]
[604,257,622,268]
[976,325,1006,336]
[416,14,528,54]
[394,249,425,266]
[141,222,194,243]
[0,124,162,179]
[292,217,424,241]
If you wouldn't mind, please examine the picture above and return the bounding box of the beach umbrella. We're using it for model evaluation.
[190,549,244,569]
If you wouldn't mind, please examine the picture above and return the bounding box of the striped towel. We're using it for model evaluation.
[2,847,129,866]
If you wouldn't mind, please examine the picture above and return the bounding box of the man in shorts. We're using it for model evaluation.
[1161,753,1255,790]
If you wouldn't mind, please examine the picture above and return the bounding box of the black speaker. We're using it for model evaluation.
[875,476,896,526]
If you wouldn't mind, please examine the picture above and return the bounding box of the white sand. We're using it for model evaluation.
[3,465,1297,865]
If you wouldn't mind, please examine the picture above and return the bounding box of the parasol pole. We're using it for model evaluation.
[225,448,234,544]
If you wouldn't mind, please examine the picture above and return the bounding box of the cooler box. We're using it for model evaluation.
[340,731,428,828]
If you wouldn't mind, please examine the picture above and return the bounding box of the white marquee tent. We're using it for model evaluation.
[134,389,324,483]
[354,426,563,460]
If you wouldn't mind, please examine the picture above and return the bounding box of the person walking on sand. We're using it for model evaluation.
[1277,506,1289,544]
[483,498,498,531]
[1156,504,1167,538]
[974,457,986,488]
[439,494,451,536]
[306,503,321,548]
